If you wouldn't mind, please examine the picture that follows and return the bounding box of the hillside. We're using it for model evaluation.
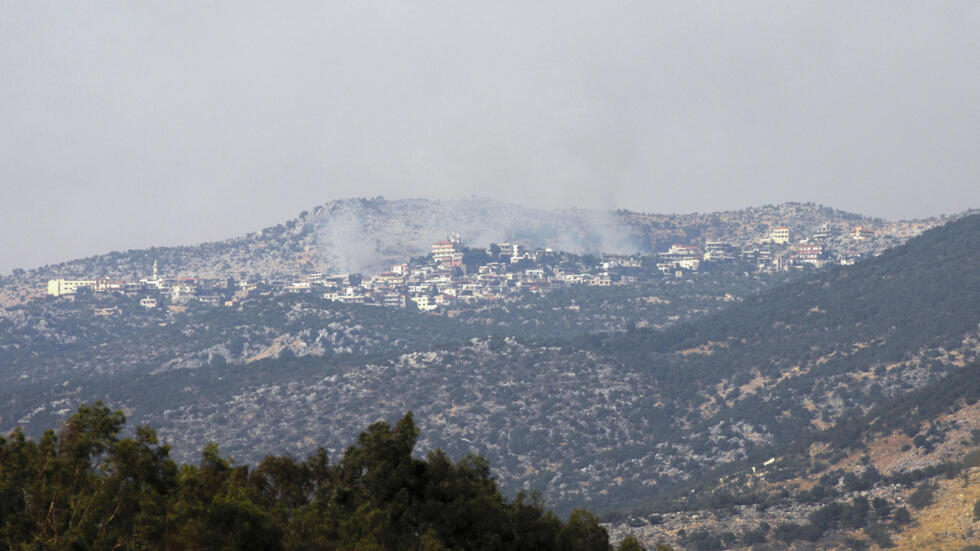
[0,198,946,306]
[0,267,788,376]
[891,464,980,550]
[607,360,980,549]
[589,209,980,445]
[2,212,977,523]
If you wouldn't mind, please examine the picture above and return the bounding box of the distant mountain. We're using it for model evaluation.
[4,210,978,522]
[155,212,980,511]
[3,197,642,286]
[0,198,950,306]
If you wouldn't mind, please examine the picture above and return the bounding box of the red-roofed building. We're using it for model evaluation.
[432,233,463,267]
[850,226,874,240]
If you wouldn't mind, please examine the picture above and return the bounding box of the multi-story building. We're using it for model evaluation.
[850,226,875,240]
[812,223,833,241]
[382,293,407,308]
[657,244,702,273]
[741,247,776,269]
[793,243,825,265]
[703,241,736,261]
[659,244,701,261]
[432,233,463,266]
[47,279,97,296]
[769,227,790,244]
[410,295,438,311]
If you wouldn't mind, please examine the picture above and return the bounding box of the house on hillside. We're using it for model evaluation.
[850,226,875,240]
[769,227,790,244]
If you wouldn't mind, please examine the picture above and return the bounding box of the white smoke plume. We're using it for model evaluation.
[314,197,645,274]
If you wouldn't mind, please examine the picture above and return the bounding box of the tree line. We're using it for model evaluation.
[0,403,652,551]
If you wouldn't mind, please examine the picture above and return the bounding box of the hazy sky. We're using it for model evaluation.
[1,2,978,274]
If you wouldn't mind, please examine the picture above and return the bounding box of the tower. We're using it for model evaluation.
[152,260,158,280]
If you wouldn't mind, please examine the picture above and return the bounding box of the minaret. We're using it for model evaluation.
[152,260,158,281]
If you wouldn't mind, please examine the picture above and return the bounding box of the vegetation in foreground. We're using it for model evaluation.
[0,403,652,551]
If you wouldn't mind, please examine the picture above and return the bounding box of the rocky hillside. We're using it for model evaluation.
[4,212,978,521]
[0,198,953,306]
[0,268,789,386]
[607,360,980,550]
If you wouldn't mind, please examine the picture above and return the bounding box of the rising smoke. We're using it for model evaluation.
[314,198,646,274]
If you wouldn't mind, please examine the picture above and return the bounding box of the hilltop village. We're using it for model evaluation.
[45,223,887,314]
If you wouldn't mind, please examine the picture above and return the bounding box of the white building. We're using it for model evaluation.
[410,295,439,311]
[703,241,735,261]
[47,279,96,296]
[769,227,790,244]
[432,233,463,266]
[850,226,875,240]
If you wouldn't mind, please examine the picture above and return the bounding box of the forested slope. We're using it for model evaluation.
[45,213,977,514]
[607,360,980,550]
[591,211,980,447]
[2,212,978,518]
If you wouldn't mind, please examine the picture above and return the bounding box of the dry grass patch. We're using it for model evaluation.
[892,466,980,550]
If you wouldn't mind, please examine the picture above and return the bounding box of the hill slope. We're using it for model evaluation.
[4,212,976,517]
[607,360,980,549]
[1,198,945,306]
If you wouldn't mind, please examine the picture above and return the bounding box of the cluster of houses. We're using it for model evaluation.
[45,223,881,314]
[314,235,643,312]
[46,261,234,310]
[44,238,647,314]
[654,223,876,275]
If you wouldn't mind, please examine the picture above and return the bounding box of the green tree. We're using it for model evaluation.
[557,509,611,551]
[166,443,283,550]
[617,534,647,551]
[0,402,177,550]
[0,406,616,551]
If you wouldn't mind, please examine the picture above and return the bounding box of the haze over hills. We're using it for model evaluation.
[137,213,980,510]
[4,197,642,285]
[2,182,973,551]
[0,198,950,302]
[5,3,979,547]
[2,199,978,507]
